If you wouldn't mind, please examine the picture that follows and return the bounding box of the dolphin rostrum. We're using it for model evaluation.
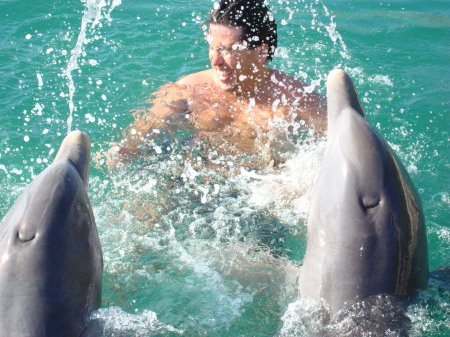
[0,130,103,336]
[299,69,428,315]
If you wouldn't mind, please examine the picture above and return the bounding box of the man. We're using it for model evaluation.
[107,0,326,170]
[178,0,323,109]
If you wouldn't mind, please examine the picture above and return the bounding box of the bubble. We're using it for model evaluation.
[36,73,43,87]
[85,113,96,123]
[153,146,162,154]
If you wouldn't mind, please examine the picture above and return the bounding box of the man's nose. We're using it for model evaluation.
[210,50,224,66]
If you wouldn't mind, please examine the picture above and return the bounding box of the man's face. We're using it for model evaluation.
[208,24,265,93]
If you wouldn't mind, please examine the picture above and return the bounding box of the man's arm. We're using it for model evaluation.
[271,70,327,133]
[294,93,327,134]
[106,85,191,169]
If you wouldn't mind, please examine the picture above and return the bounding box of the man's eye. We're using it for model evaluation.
[213,47,232,55]
[221,47,232,55]
[232,43,246,51]
[209,46,235,56]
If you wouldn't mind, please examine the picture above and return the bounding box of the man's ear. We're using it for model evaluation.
[258,43,269,64]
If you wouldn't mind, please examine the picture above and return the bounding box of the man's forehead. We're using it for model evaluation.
[208,24,243,41]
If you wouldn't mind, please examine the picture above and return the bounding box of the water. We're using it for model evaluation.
[0,0,448,336]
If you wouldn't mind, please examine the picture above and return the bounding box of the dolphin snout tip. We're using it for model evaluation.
[327,69,349,87]
[63,130,91,148]
[54,130,91,185]
[326,69,364,119]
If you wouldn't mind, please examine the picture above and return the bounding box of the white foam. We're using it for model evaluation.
[90,306,183,336]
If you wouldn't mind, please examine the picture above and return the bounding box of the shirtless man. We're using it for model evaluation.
[107,0,326,170]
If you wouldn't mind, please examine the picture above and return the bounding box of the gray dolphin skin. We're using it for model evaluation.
[299,69,428,315]
[0,131,103,337]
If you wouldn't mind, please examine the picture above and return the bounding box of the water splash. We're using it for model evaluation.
[319,1,350,60]
[63,0,121,133]
[90,306,184,336]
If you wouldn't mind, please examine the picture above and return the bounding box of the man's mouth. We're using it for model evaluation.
[217,69,233,81]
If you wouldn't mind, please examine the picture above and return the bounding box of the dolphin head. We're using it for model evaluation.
[300,70,428,315]
[0,131,102,336]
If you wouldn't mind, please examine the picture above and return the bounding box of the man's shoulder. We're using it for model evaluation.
[176,69,213,86]
[270,69,322,103]
[271,69,306,92]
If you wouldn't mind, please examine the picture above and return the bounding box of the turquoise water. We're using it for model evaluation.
[1,0,448,336]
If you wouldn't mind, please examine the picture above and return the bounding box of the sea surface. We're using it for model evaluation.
[0,0,448,336]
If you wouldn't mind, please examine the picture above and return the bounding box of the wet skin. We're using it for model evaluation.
[107,24,326,169]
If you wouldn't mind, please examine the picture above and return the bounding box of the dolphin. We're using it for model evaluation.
[299,69,428,315]
[0,131,103,337]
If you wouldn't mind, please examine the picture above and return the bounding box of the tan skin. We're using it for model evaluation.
[106,24,326,170]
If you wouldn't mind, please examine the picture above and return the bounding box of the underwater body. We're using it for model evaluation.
[0,0,448,336]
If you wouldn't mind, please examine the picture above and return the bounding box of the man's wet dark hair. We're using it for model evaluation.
[209,0,278,62]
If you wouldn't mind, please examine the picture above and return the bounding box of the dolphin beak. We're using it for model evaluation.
[54,131,91,186]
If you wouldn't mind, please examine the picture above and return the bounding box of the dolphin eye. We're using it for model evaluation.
[360,196,381,210]
[17,230,36,242]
